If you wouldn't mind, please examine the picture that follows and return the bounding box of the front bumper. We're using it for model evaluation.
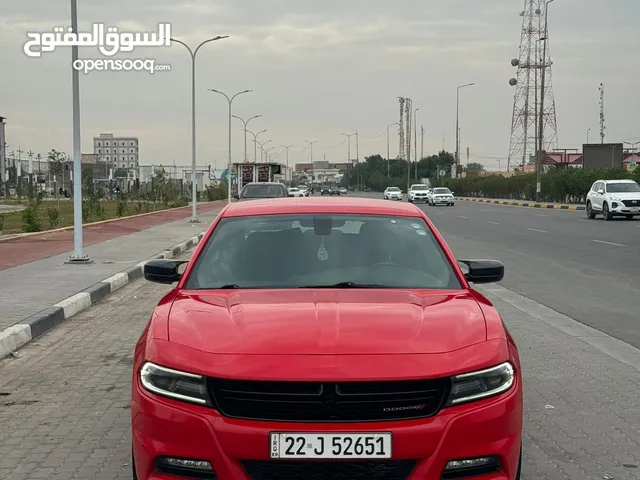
[387,194,402,200]
[610,200,640,215]
[132,378,522,480]
[432,197,454,205]
[410,195,428,202]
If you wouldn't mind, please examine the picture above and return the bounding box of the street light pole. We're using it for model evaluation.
[536,0,554,202]
[341,133,354,191]
[386,123,397,178]
[247,129,268,162]
[256,139,271,162]
[281,145,293,182]
[171,35,228,220]
[456,83,474,179]
[587,128,591,144]
[207,89,252,203]
[68,0,90,263]
[305,140,318,163]
[414,109,419,179]
[233,114,261,163]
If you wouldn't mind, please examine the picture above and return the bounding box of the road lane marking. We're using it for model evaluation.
[535,214,548,217]
[457,216,468,219]
[486,221,499,224]
[591,239,625,247]
[527,228,548,233]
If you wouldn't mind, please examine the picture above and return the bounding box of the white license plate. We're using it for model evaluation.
[270,432,392,459]
[630,207,639,213]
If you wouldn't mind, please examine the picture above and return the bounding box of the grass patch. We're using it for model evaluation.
[0,200,184,234]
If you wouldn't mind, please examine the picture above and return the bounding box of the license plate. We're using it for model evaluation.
[630,207,639,213]
[270,432,391,459]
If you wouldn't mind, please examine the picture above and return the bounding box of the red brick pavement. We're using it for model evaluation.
[0,201,225,271]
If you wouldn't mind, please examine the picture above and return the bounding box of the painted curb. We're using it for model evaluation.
[458,197,585,211]
[0,232,205,359]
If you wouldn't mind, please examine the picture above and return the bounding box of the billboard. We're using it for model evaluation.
[582,143,623,170]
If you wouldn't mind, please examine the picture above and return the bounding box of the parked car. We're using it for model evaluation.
[320,185,331,195]
[329,186,340,195]
[234,182,290,201]
[586,179,640,220]
[133,197,522,480]
[384,186,403,200]
[287,187,305,197]
[339,187,348,195]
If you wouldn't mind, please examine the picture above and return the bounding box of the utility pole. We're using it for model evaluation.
[420,125,424,163]
[536,0,554,202]
[456,83,474,178]
[27,150,34,197]
[353,130,360,190]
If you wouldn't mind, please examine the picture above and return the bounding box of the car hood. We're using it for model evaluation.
[167,290,487,355]
[608,192,640,199]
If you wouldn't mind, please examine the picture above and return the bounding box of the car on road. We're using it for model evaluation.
[586,179,640,220]
[234,182,291,201]
[133,197,522,480]
[383,186,403,200]
[287,187,306,197]
[408,183,430,203]
[298,186,309,196]
[429,187,455,206]
[339,186,348,195]
[320,185,331,195]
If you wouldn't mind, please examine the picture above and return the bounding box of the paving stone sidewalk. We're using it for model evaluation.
[0,260,638,479]
[0,208,223,332]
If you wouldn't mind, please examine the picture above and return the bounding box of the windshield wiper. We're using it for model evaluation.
[299,282,388,288]
[219,284,241,289]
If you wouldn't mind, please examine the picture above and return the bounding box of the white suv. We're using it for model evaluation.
[586,179,640,220]
[408,184,430,203]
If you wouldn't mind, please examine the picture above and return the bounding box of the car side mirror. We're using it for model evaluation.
[458,259,504,284]
[144,259,188,284]
[597,189,604,195]
[233,194,239,200]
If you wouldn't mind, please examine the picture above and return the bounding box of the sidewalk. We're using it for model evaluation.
[457,196,585,210]
[0,204,224,333]
[0,201,225,270]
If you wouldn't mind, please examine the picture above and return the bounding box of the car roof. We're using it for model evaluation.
[244,182,284,186]
[598,179,637,183]
[223,197,424,217]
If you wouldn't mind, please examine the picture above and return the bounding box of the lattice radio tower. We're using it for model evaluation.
[599,83,605,143]
[405,98,412,165]
[507,0,558,172]
[398,97,406,160]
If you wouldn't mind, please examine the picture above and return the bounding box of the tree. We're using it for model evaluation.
[466,162,485,173]
[48,149,65,178]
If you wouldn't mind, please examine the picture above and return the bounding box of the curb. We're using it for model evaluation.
[0,232,206,360]
[458,197,585,211]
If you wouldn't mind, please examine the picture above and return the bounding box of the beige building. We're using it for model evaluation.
[93,133,139,169]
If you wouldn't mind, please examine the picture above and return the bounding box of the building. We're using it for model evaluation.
[93,133,139,169]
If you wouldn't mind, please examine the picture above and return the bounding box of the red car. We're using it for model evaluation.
[132,197,523,480]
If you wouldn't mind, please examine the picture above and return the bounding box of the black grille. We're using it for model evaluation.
[241,460,416,479]
[622,199,640,207]
[208,378,449,422]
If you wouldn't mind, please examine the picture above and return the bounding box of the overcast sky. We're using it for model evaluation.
[1,0,639,170]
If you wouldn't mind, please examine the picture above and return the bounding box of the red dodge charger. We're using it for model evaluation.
[131,197,523,480]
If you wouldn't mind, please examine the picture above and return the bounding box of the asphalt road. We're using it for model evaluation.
[412,199,640,349]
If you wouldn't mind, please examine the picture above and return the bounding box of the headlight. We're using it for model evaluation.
[140,362,210,405]
[610,196,621,202]
[445,362,515,406]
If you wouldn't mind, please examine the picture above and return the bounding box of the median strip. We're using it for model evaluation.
[458,197,585,211]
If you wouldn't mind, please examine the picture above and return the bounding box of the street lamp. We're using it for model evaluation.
[207,88,253,203]
[413,109,419,179]
[256,139,272,162]
[171,35,228,220]
[456,83,475,179]
[281,145,294,183]
[233,114,261,162]
[305,140,318,163]
[341,133,355,190]
[265,146,275,163]
[496,159,501,173]
[386,123,398,178]
[536,0,554,202]
[587,128,591,144]
[247,129,268,162]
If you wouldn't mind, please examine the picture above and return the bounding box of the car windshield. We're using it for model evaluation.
[433,188,451,194]
[412,185,428,190]
[185,214,461,290]
[606,182,640,193]
[387,187,400,192]
[241,184,285,198]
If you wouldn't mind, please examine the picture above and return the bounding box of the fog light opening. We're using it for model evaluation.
[156,456,216,479]
[442,456,500,479]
